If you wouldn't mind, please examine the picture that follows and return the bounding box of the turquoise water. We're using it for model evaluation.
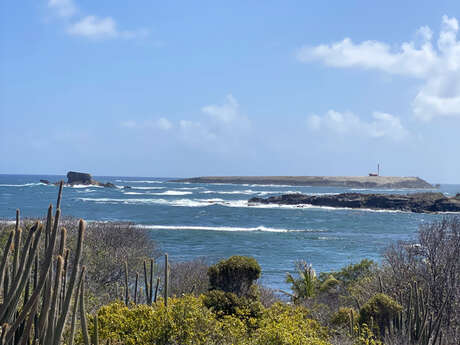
[1,174,459,290]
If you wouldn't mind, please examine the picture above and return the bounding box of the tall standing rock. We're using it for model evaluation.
[66,172,94,185]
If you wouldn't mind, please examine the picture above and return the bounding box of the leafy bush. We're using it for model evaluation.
[330,307,358,330]
[251,303,330,345]
[359,293,402,338]
[202,290,263,330]
[319,259,376,287]
[319,275,340,293]
[208,255,261,297]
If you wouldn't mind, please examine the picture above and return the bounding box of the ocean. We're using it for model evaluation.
[1,174,459,291]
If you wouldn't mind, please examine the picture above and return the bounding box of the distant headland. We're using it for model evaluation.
[169,176,435,189]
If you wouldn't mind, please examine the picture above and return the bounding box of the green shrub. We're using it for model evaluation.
[203,290,263,329]
[319,259,375,287]
[251,303,331,345]
[319,275,340,293]
[330,307,358,330]
[359,293,402,338]
[208,255,261,297]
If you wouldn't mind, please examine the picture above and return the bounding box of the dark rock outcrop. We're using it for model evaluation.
[39,171,116,188]
[67,171,93,185]
[249,192,460,213]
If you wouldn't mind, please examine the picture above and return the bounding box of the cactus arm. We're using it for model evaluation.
[149,259,154,305]
[124,261,129,305]
[154,277,160,303]
[1,222,42,323]
[143,261,149,303]
[52,219,85,345]
[68,266,85,345]
[44,256,64,345]
[56,181,63,210]
[12,210,21,280]
[164,254,169,307]
[0,230,14,289]
[79,269,90,345]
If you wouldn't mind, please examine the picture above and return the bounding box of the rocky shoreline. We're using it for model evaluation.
[170,176,434,189]
[248,192,460,213]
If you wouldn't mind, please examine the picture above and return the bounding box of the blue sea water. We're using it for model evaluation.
[1,174,459,291]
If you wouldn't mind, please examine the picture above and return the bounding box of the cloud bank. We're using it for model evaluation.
[298,16,460,121]
[307,110,409,141]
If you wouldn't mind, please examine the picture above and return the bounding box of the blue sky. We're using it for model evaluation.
[1,1,460,183]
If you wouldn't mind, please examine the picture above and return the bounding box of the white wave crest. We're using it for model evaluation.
[200,189,300,196]
[135,224,318,233]
[67,184,103,189]
[117,180,164,184]
[154,190,193,196]
[130,186,164,190]
[0,183,45,187]
[123,190,192,196]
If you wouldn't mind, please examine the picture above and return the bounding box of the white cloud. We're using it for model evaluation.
[47,1,148,40]
[67,15,148,40]
[68,16,117,39]
[202,94,240,123]
[156,117,173,130]
[298,16,460,121]
[121,118,173,130]
[307,110,408,141]
[48,0,77,18]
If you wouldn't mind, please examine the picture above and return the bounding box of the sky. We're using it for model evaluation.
[1,1,460,183]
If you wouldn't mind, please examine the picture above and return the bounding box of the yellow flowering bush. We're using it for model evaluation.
[87,297,333,345]
[250,303,331,345]
[92,296,247,345]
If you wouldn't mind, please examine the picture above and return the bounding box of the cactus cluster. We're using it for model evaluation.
[122,254,167,307]
[390,282,447,345]
[0,182,91,345]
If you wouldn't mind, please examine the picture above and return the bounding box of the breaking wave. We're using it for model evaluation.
[0,183,46,187]
[135,224,323,233]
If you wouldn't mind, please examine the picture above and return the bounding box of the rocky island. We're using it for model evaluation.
[171,176,434,189]
[40,171,116,188]
[248,192,460,213]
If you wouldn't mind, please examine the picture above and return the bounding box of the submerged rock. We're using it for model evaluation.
[248,192,460,213]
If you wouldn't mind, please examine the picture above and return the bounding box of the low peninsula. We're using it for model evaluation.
[170,176,434,189]
[248,192,460,213]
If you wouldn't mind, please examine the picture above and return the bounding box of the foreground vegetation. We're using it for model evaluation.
[0,187,458,344]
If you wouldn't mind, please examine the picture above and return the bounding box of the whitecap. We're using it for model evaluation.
[67,184,103,189]
[150,191,192,196]
[0,183,45,187]
[117,180,164,184]
[135,224,319,233]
